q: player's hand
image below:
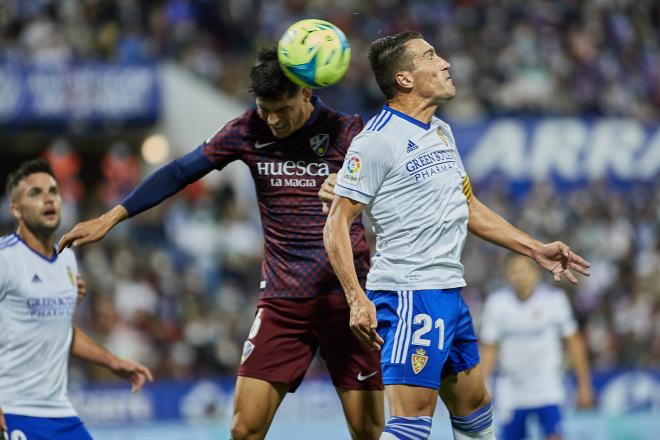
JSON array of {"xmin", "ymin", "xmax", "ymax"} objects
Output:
[
  {"xmin": 576, "ymin": 383, "xmax": 595, "ymax": 409},
  {"xmin": 319, "ymin": 173, "xmax": 337, "ymax": 214},
  {"xmin": 0, "ymin": 405, "xmax": 8, "ymax": 440},
  {"xmin": 348, "ymin": 292, "xmax": 383, "ymax": 351},
  {"xmin": 58, "ymin": 217, "xmax": 112, "ymax": 252},
  {"xmin": 109, "ymin": 357, "xmax": 154, "ymax": 393},
  {"xmin": 76, "ymin": 274, "xmax": 87, "ymax": 305},
  {"xmin": 532, "ymin": 241, "xmax": 591, "ymax": 284}
]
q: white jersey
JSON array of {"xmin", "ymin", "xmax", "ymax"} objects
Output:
[
  {"xmin": 480, "ymin": 285, "xmax": 578, "ymax": 409},
  {"xmin": 335, "ymin": 105, "xmax": 470, "ymax": 290},
  {"xmin": 0, "ymin": 233, "xmax": 79, "ymax": 417}
]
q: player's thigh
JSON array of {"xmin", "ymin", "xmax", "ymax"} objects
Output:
[
  {"xmin": 336, "ymin": 388, "xmax": 385, "ymax": 438},
  {"xmin": 231, "ymin": 376, "xmax": 288, "ymax": 437},
  {"xmin": 438, "ymin": 364, "xmax": 489, "ymax": 416},
  {"xmin": 536, "ymin": 405, "xmax": 562, "ymax": 439},
  {"xmin": 368, "ymin": 289, "xmax": 462, "ymax": 390},
  {"xmin": 5, "ymin": 415, "xmax": 93, "ymax": 440},
  {"xmin": 385, "ymin": 384, "xmax": 438, "ymax": 417},
  {"xmin": 238, "ymin": 299, "xmax": 317, "ymax": 391},
  {"xmin": 315, "ymin": 293, "xmax": 383, "ymax": 392},
  {"xmin": 499, "ymin": 409, "xmax": 529, "ymax": 440}
]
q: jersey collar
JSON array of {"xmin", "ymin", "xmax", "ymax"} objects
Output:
[
  {"xmin": 382, "ymin": 105, "xmax": 431, "ymax": 130},
  {"xmin": 14, "ymin": 232, "xmax": 58, "ymax": 263}
]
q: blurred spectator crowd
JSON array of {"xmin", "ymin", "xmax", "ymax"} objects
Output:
[
  {"xmin": 1, "ymin": 149, "xmax": 658, "ymax": 384},
  {"xmin": 1, "ymin": 0, "xmax": 659, "ymax": 120}
]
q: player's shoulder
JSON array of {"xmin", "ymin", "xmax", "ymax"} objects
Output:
[
  {"xmin": 58, "ymin": 247, "xmax": 77, "ymax": 263},
  {"xmin": 485, "ymin": 287, "xmax": 516, "ymax": 306},
  {"xmin": 0, "ymin": 233, "xmax": 21, "ymax": 255},
  {"xmin": 205, "ymin": 107, "xmax": 266, "ymax": 147},
  {"xmin": 535, "ymin": 284, "xmax": 568, "ymax": 302}
]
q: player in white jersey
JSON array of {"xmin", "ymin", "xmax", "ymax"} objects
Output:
[
  {"xmin": 480, "ymin": 256, "xmax": 594, "ymax": 440},
  {"xmin": 322, "ymin": 32, "xmax": 591, "ymax": 440},
  {"xmin": 0, "ymin": 159, "xmax": 153, "ymax": 440}
]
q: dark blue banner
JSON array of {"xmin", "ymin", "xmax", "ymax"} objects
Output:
[
  {"xmin": 70, "ymin": 370, "xmax": 659, "ymax": 426},
  {"xmin": 0, "ymin": 63, "xmax": 160, "ymax": 129}
]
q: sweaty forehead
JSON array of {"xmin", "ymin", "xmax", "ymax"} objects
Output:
[
  {"xmin": 19, "ymin": 173, "xmax": 58, "ymax": 192},
  {"xmin": 405, "ymin": 38, "xmax": 432, "ymax": 57},
  {"xmin": 256, "ymin": 95, "xmax": 296, "ymax": 112}
]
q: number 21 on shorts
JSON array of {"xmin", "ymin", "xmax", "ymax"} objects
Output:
[{"xmin": 412, "ymin": 313, "xmax": 445, "ymax": 350}]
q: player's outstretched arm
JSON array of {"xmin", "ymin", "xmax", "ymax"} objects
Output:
[
  {"xmin": 565, "ymin": 332, "xmax": 595, "ymax": 409},
  {"xmin": 467, "ymin": 196, "xmax": 591, "ymax": 284},
  {"xmin": 58, "ymin": 205, "xmax": 128, "ymax": 252},
  {"xmin": 70, "ymin": 326, "xmax": 154, "ymax": 393},
  {"xmin": 324, "ymin": 196, "xmax": 383, "ymax": 351},
  {"xmin": 58, "ymin": 146, "xmax": 216, "ymax": 252}
]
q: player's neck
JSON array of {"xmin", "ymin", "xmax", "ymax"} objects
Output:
[
  {"xmin": 17, "ymin": 224, "xmax": 56, "ymax": 259},
  {"xmin": 387, "ymin": 96, "xmax": 438, "ymax": 125}
]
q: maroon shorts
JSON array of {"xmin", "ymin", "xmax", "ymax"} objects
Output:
[{"xmin": 237, "ymin": 294, "xmax": 383, "ymax": 392}]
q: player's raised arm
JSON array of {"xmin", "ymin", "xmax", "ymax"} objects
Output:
[
  {"xmin": 467, "ymin": 195, "xmax": 591, "ymax": 284},
  {"xmin": 58, "ymin": 145, "xmax": 216, "ymax": 252},
  {"xmin": 324, "ymin": 196, "xmax": 383, "ymax": 351}
]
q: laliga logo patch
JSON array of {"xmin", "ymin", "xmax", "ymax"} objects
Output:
[
  {"xmin": 67, "ymin": 266, "xmax": 74, "ymax": 287},
  {"xmin": 309, "ymin": 133, "xmax": 330, "ymax": 156},
  {"xmin": 411, "ymin": 348, "xmax": 428, "ymax": 374},
  {"xmin": 342, "ymin": 153, "xmax": 362, "ymax": 185}
]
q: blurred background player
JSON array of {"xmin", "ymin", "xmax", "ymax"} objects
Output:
[
  {"xmin": 324, "ymin": 31, "xmax": 591, "ymax": 440},
  {"xmin": 58, "ymin": 48, "xmax": 384, "ymax": 439},
  {"xmin": 480, "ymin": 255, "xmax": 594, "ymax": 440},
  {"xmin": 0, "ymin": 159, "xmax": 152, "ymax": 440}
]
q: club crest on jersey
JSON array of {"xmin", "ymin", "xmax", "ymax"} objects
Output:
[
  {"xmin": 67, "ymin": 266, "xmax": 74, "ymax": 286},
  {"xmin": 411, "ymin": 348, "xmax": 428, "ymax": 374},
  {"xmin": 309, "ymin": 133, "xmax": 330, "ymax": 156}
]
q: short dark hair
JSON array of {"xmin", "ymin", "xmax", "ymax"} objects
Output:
[
  {"xmin": 368, "ymin": 31, "xmax": 423, "ymax": 100},
  {"xmin": 248, "ymin": 47, "xmax": 300, "ymax": 100},
  {"xmin": 6, "ymin": 158, "xmax": 57, "ymax": 201}
]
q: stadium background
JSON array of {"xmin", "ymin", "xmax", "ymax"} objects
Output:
[{"xmin": 0, "ymin": 0, "xmax": 658, "ymax": 438}]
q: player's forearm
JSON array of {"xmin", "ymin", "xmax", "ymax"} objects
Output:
[
  {"xmin": 566, "ymin": 332, "xmax": 592, "ymax": 388},
  {"xmin": 70, "ymin": 326, "xmax": 119, "ymax": 370},
  {"xmin": 468, "ymin": 196, "xmax": 542, "ymax": 257},
  {"xmin": 324, "ymin": 215, "xmax": 364, "ymax": 304}
]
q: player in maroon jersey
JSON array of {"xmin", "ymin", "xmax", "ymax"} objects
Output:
[{"xmin": 58, "ymin": 48, "xmax": 384, "ymax": 439}]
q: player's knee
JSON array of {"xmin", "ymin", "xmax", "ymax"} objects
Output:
[
  {"xmin": 348, "ymin": 418, "xmax": 384, "ymax": 440},
  {"xmin": 230, "ymin": 417, "xmax": 264, "ymax": 440}
]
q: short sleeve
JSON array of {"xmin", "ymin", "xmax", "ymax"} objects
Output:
[
  {"xmin": 556, "ymin": 290, "xmax": 578, "ymax": 337},
  {"xmin": 479, "ymin": 295, "xmax": 501, "ymax": 344},
  {"xmin": 202, "ymin": 119, "xmax": 243, "ymax": 170},
  {"xmin": 335, "ymin": 131, "xmax": 390, "ymax": 205}
]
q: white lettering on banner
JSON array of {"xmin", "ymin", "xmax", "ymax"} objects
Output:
[
  {"xmin": 465, "ymin": 119, "xmax": 660, "ymax": 181},
  {"xmin": 257, "ymin": 161, "xmax": 330, "ymax": 177},
  {"xmin": 639, "ymin": 130, "xmax": 660, "ymax": 179},
  {"xmin": 0, "ymin": 70, "xmax": 21, "ymax": 121},
  {"xmin": 586, "ymin": 119, "xmax": 645, "ymax": 179},
  {"xmin": 466, "ymin": 119, "xmax": 527, "ymax": 179},
  {"xmin": 530, "ymin": 119, "xmax": 587, "ymax": 179},
  {"xmin": 70, "ymin": 390, "xmax": 153, "ymax": 424}
]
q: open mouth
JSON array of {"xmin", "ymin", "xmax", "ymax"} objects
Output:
[{"xmin": 43, "ymin": 208, "xmax": 57, "ymax": 218}]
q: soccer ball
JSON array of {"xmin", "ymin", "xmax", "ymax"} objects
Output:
[{"xmin": 277, "ymin": 19, "xmax": 351, "ymax": 89}]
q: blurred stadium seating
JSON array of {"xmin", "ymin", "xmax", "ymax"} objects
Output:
[{"xmin": 0, "ymin": 1, "xmax": 658, "ymax": 438}]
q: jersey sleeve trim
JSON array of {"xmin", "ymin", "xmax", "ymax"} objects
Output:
[{"xmin": 334, "ymin": 183, "xmax": 372, "ymax": 205}]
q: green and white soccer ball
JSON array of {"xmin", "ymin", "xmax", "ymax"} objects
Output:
[{"xmin": 277, "ymin": 19, "xmax": 351, "ymax": 89}]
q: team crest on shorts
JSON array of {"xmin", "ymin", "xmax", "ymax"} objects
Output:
[
  {"xmin": 241, "ymin": 340, "xmax": 255, "ymax": 364},
  {"xmin": 411, "ymin": 348, "xmax": 428, "ymax": 374},
  {"xmin": 309, "ymin": 133, "xmax": 330, "ymax": 156}
]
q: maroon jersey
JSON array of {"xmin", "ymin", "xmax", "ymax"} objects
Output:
[{"xmin": 203, "ymin": 97, "xmax": 370, "ymax": 298}]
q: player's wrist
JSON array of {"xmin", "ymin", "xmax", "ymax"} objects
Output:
[{"xmin": 102, "ymin": 206, "xmax": 128, "ymax": 229}]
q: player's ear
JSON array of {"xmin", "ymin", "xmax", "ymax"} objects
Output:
[
  {"xmin": 395, "ymin": 71, "xmax": 413, "ymax": 91},
  {"xmin": 301, "ymin": 87, "xmax": 312, "ymax": 102},
  {"xmin": 9, "ymin": 202, "xmax": 21, "ymax": 221}
]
